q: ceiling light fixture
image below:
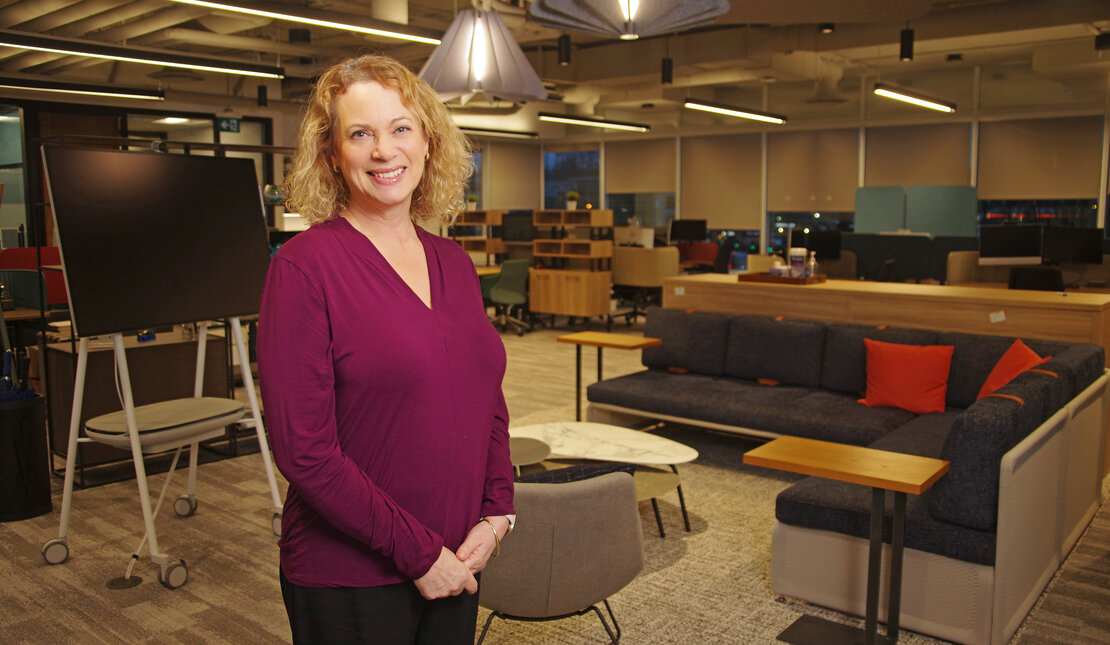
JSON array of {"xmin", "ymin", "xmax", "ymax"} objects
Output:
[
  {"xmin": 819, "ymin": 23, "xmax": 835, "ymax": 34},
  {"xmin": 538, "ymin": 112, "xmax": 650, "ymax": 132},
  {"xmin": 900, "ymin": 27, "xmax": 914, "ymax": 62},
  {"xmin": 459, "ymin": 126, "xmax": 539, "ymax": 140},
  {"xmin": 419, "ymin": 9, "xmax": 546, "ymax": 104},
  {"xmin": 167, "ymin": 0, "xmax": 441, "ymax": 45},
  {"xmin": 530, "ymin": 0, "xmax": 729, "ymax": 42},
  {"xmin": 683, "ymin": 99, "xmax": 786, "ymax": 124},
  {"xmin": 557, "ymin": 34, "xmax": 571, "ymax": 66},
  {"xmin": 0, "ymin": 29, "xmax": 283, "ymax": 78},
  {"xmin": 873, "ymin": 82, "xmax": 955, "ymax": 113},
  {"xmin": 0, "ymin": 75, "xmax": 165, "ymax": 100}
]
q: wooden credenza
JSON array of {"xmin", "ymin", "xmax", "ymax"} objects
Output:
[{"xmin": 529, "ymin": 268, "xmax": 612, "ymax": 318}]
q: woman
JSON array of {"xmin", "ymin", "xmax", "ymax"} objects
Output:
[{"xmin": 257, "ymin": 54, "xmax": 514, "ymax": 644}]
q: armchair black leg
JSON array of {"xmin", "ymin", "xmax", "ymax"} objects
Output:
[
  {"xmin": 650, "ymin": 498, "xmax": 666, "ymax": 537},
  {"xmin": 476, "ymin": 611, "xmax": 500, "ymax": 645},
  {"xmin": 588, "ymin": 600, "xmax": 622, "ymax": 644}
]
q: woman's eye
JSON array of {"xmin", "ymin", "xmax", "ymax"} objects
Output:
[
  {"xmin": 396, "ymin": 126, "xmax": 411, "ymax": 134},
  {"xmin": 351, "ymin": 130, "xmax": 369, "ymax": 139}
]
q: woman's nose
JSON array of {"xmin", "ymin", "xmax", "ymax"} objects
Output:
[{"xmin": 372, "ymin": 135, "xmax": 396, "ymax": 160}]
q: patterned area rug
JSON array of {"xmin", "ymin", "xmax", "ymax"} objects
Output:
[{"xmin": 1, "ymin": 405, "xmax": 1106, "ymax": 643}]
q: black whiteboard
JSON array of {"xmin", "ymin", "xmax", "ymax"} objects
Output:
[{"xmin": 42, "ymin": 146, "xmax": 271, "ymax": 338}]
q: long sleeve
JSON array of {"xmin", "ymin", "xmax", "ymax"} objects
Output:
[
  {"xmin": 258, "ymin": 256, "xmax": 442, "ymax": 581},
  {"xmin": 481, "ymin": 390, "xmax": 515, "ymax": 519}
]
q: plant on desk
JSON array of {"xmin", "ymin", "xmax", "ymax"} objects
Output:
[
  {"xmin": 565, "ymin": 190, "xmax": 579, "ymax": 210},
  {"xmin": 466, "ymin": 193, "xmax": 479, "ymax": 210}
]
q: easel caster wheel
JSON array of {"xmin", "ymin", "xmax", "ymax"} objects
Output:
[
  {"xmin": 272, "ymin": 512, "xmax": 282, "ymax": 537},
  {"xmin": 160, "ymin": 560, "xmax": 188, "ymax": 589},
  {"xmin": 173, "ymin": 495, "xmax": 198, "ymax": 517},
  {"xmin": 42, "ymin": 538, "xmax": 69, "ymax": 565}
]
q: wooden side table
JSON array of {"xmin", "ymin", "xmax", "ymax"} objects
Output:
[
  {"xmin": 556, "ymin": 331, "xmax": 662, "ymax": 421},
  {"xmin": 744, "ymin": 436, "xmax": 949, "ymax": 645}
]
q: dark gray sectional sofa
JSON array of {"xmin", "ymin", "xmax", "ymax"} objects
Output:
[{"xmin": 586, "ymin": 307, "xmax": 1109, "ymax": 645}]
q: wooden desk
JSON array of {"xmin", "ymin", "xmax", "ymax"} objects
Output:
[
  {"xmin": 745, "ymin": 437, "xmax": 949, "ymax": 645},
  {"xmin": 475, "ymin": 265, "xmax": 501, "ymax": 277},
  {"xmin": 557, "ymin": 331, "xmax": 662, "ymax": 421}
]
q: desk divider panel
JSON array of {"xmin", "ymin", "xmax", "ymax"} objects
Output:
[
  {"xmin": 854, "ymin": 186, "xmax": 906, "ymax": 234},
  {"xmin": 906, "ymin": 185, "xmax": 978, "ymax": 238}
]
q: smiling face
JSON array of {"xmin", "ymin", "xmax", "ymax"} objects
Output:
[{"xmin": 330, "ymin": 80, "xmax": 429, "ymax": 218}]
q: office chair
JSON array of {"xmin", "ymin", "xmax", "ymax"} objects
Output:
[
  {"xmin": 612, "ymin": 246, "xmax": 679, "ymax": 324},
  {"xmin": 489, "ymin": 259, "xmax": 532, "ymax": 335},
  {"xmin": 875, "ymin": 258, "xmax": 895, "ymax": 282},
  {"xmin": 1009, "ymin": 266, "xmax": 1065, "ymax": 291},
  {"xmin": 477, "ymin": 471, "xmax": 644, "ymax": 644}
]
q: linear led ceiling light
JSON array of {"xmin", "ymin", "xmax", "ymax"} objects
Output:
[
  {"xmin": 873, "ymin": 82, "xmax": 956, "ymax": 113},
  {"xmin": 0, "ymin": 30, "xmax": 284, "ymax": 78},
  {"xmin": 538, "ymin": 112, "xmax": 650, "ymax": 132},
  {"xmin": 683, "ymin": 99, "xmax": 786, "ymax": 124},
  {"xmin": 459, "ymin": 126, "xmax": 539, "ymax": 140},
  {"xmin": 167, "ymin": 0, "xmax": 441, "ymax": 45},
  {"xmin": 0, "ymin": 75, "xmax": 165, "ymax": 100}
]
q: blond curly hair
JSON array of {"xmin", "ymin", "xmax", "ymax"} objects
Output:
[{"xmin": 284, "ymin": 54, "xmax": 472, "ymax": 227}]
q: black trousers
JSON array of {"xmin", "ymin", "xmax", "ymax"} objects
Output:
[{"xmin": 280, "ymin": 570, "xmax": 480, "ymax": 645}]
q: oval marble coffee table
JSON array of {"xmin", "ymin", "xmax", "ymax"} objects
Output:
[{"xmin": 510, "ymin": 421, "xmax": 698, "ymax": 537}]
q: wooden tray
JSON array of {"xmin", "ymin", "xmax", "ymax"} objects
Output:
[{"xmin": 737, "ymin": 272, "xmax": 827, "ymax": 285}]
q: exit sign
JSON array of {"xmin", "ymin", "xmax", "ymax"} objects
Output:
[{"xmin": 218, "ymin": 117, "xmax": 240, "ymax": 133}]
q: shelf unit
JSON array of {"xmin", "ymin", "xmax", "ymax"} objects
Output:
[
  {"xmin": 450, "ymin": 209, "xmax": 507, "ymax": 258},
  {"xmin": 529, "ymin": 209, "xmax": 614, "ymax": 319}
]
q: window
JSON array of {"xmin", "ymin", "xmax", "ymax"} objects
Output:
[
  {"xmin": 607, "ymin": 192, "xmax": 675, "ymax": 227},
  {"xmin": 544, "ymin": 149, "xmax": 599, "ymax": 209}
]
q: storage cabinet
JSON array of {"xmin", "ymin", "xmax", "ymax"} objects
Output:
[{"xmin": 528, "ymin": 269, "xmax": 613, "ymax": 317}]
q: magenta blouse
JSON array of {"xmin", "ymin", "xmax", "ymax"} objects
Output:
[{"xmin": 257, "ymin": 217, "xmax": 514, "ymax": 588}]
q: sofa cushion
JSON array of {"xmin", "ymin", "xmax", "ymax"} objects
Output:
[
  {"xmin": 858, "ymin": 339, "xmax": 954, "ymax": 414},
  {"xmin": 775, "ymin": 476, "xmax": 997, "ymax": 566},
  {"xmin": 641, "ymin": 308, "xmax": 731, "ymax": 376},
  {"xmin": 821, "ymin": 324, "xmax": 940, "ymax": 395},
  {"xmin": 724, "ymin": 315, "xmax": 826, "ymax": 388},
  {"xmin": 976, "ymin": 339, "xmax": 1050, "ymax": 400},
  {"xmin": 926, "ymin": 373, "xmax": 1049, "ymax": 531},
  {"xmin": 588, "ymin": 370, "xmax": 912, "ymax": 446}
]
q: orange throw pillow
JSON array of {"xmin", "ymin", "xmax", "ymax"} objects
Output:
[
  {"xmin": 976, "ymin": 339, "xmax": 1050, "ymax": 401},
  {"xmin": 858, "ymin": 339, "xmax": 954, "ymax": 414}
]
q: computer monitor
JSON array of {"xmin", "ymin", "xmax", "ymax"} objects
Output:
[
  {"xmin": 789, "ymin": 229, "xmax": 841, "ymax": 261},
  {"xmin": 1042, "ymin": 226, "xmax": 1103, "ymax": 265},
  {"xmin": 978, "ymin": 224, "xmax": 1043, "ymax": 266},
  {"xmin": 668, "ymin": 219, "xmax": 707, "ymax": 243},
  {"xmin": 499, "ymin": 210, "xmax": 534, "ymax": 242}
]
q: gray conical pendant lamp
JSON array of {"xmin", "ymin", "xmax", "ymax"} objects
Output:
[{"xmin": 419, "ymin": 7, "xmax": 547, "ymax": 104}]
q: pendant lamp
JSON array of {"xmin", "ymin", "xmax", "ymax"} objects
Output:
[
  {"xmin": 419, "ymin": 9, "xmax": 547, "ymax": 104},
  {"xmin": 529, "ymin": 0, "xmax": 729, "ymax": 41}
]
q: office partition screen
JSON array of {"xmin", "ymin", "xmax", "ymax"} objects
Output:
[{"xmin": 42, "ymin": 145, "xmax": 270, "ymax": 338}]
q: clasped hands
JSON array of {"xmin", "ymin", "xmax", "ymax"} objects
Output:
[{"xmin": 413, "ymin": 515, "xmax": 510, "ymax": 600}]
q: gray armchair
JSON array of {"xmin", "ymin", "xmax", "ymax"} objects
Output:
[{"xmin": 477, "ymin": 471, "xmax": 644, "ymax": 644}]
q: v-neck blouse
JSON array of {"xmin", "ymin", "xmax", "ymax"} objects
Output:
[{"xmin": 257, "ymin": 217, "xmax": 514, "ymax": 588}]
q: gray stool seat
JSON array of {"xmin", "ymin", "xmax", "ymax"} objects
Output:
[{"xmin": 85, "ymin": 397, "xmax": 245, "ymax": 453}]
